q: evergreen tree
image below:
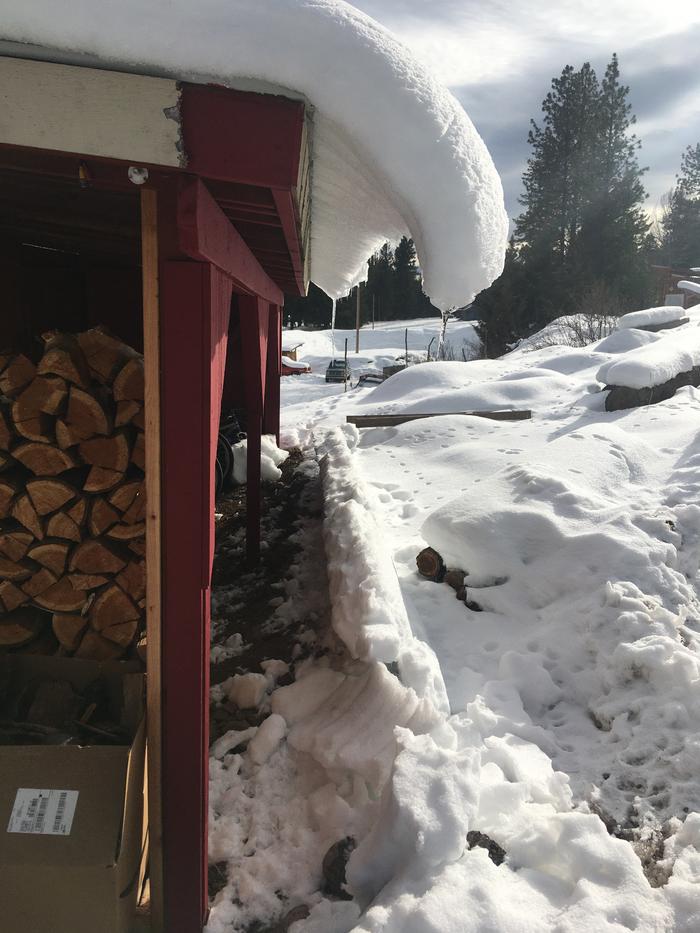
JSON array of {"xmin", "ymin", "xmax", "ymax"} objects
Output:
[
  {"xmin": 516, "ymin": 62, "xmax": 601, "ymax": 261},
  {"xmin": 660, "ymin": 143, "xmax": 700, "ymax": 268},
  {"xmin": 283, "ymin": 282, "xmax": 333, "ymax": 328},
  {"xmin": 367, "ymin": 243, "xmax": 394, "ymax": 323},
  {"xmin": 392, "ymin": 237, "xmax": 432, "ymax": 319},
  {"xmin": 575, "ymin": 55, "xmax": 649, "ymax": 303},
  {"xmin": 477, "ymin": 55, "xmax": 650, "ymax": 356}
]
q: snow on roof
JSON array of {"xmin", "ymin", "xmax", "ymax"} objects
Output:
[{"xmin": 0, "ymin": 0, "xmax": 508, "ymax": 308}]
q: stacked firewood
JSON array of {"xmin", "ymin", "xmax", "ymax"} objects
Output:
[{"xmin": 0, "ymin": 328, "xmax": 146, "ymax": 660}]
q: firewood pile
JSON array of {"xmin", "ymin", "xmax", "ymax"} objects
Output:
[{"xmin": 0, "ymin": 328, "xmax": 146, "ymax": 661}]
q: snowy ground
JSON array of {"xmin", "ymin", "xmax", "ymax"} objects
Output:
[{"xmin": 209, "ymin": 315, "xmax": 700, "ymax": 932}]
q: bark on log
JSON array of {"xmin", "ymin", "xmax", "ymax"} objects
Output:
[
  {"xmin": 0, "ymin": 530, "xmax": 33, "ymax": 562},
  {"xmin": 77, "ymin": 328, "xmax": 139, "ymax": 385},
  {"xmin": 0, "ymin": 580, "xmax": 30, "ymax": 612},
  {"xmin": 45, "ymin": 511, "xmax": 81, "ymax": 542},
  {"xmin": 416, "ymin": 547, "xmax": 446, "ymax": 582},
  {"xmin": 88, "ymin": 497, "xmax": 120, "ymax": 536},
  {"xmin": 74, "ymin": 629, "xmax": 125, "ymax": 660},
  {"xmin": 115, "ymin": 400, "xmax": 141, "ymax": 427},
  {"xmin": 65, "ymin": 386, "xmax": 111, "ymax": 437},
  {"xmin": 27, "ymin": 541, "xmax": 70, "ymax": 576},
  {"xmin": 112, "ymin": 357, "xmax": 144, "ymax": 402},
  {"xmin": 68, "ymin": 572, "xmax": 109, "ymax": 591},
  {"xmin": 11, "ymin": 494, "xmax": 44, "ymax": 539},
  {"xmin": 33, "ymin": 577, "xmax": 87, "ymax": 612},
  {"xmin": 79, "ymin": 432, "xmax": 130, "ymax": 472},
  {"xmin": 26, "ymin": 478, "xmax": 76, "ymax": 516},
  {"xmin": 69, "ymin": 538, "xmax": 127, "ymax": 575},
  {"xmin": 106, "ymin": 521, "xmax": 145, "ymax": 542},
  {"xmin": 0, "ymin": 410, "xmax": 13, "ymax": 450},
  {"xmin": 21, "ymin": 567, "xmax": 58, "ymax": 598},
  {"xmin": 0, "ymin": 355, "xmax": 36, "ymax": 397},
  {"xmin": 83, "ymin": 466, "xmax": 125, "ymax": 494},
  {"xmin": 12, "ymin": 443, "xmax": 77, "ymax": 476},
  {"xmin": 0, "ymin": 608, "xmax": 45, "ymax": 646},
  {"xmin": 38, "ymin": 332, "xmax": 91, "ymax": 388},
  {"xmin": 90, "ymin": 584, "xmax": 140, "ymax": 632},
  {"xmin": 131, "ymin": 432, "xmax": 145, "ymax": 471},
  {"xmin": 0, "ymin": 477, "xmax": 20, "ymax": 518},
  {"xmin": 0, "ymin": 557, "xmax": 33, "ymax": 582},
  {"xmin": 116, "ymin": 560, "xmax": 146, "ymax": 602},
  {"xmin": 52, "ymin": 613, "xmax": 88, "ymax": 652},
  {"xmin": 109, "ymin": 480, "xmax": 142, "ymax": 513}
]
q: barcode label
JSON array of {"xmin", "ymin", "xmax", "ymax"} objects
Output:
[{"xmin": 7, "ymin": 789, "xmax": 79, "ymax": 836}]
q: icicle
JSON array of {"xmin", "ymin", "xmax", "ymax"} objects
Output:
[
  {"xmin": 330, "ymin": 297, "xmax": 337, "ymax": 357},
  {"xmin": 437, "ymin": 307, "xmax": 453, "ymax": 361}
]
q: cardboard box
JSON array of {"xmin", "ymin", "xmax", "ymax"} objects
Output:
[{"xmin": 0, "ymin": 655, "xmax": 146, "ymax": 933}]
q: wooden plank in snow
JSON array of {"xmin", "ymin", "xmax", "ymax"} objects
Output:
[{"xmin": 347, "ymin": 410, "xmax": 532, "ymax": 428}]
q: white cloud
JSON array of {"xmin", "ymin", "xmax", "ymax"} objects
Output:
[{"xmin": 353, "ymin": 0, "xmax": 700, "ymax": 217}]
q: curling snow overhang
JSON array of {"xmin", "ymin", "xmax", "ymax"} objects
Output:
[{"xmin": 0, "ymin": 0, "xmax": 509, "ymax": 308}]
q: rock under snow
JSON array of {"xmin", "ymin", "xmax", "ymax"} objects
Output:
[{"xmin": 226, "ymin": 672, "xmax": 268, "ymax": 709}]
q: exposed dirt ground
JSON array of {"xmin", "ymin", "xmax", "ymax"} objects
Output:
[{"xmin": 208, "ymin": 449, "xmax": 330, "ymax": 928}]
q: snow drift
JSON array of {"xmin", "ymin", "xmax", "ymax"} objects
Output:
[{"xmin": 0, "ymin": 0, "xmax": 508, "ymax": 307}]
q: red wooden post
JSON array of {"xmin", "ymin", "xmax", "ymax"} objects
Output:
[
  {"xmin": 263, "ymin": 304, "xmax": 282, "ymax": 442},
  {"xmin": 160, "ymin": 259, "xmax": 231, "ymax": 932},
  {"xmin": 240, "ymin": 296, "xmax": 270, "ymax": 564}
]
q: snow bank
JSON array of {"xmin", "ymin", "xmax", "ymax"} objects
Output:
[
  {"xmin": 0, "ymin": 0, "xmax": 508, "ymax": 306},
  {"xmin": 618, "ymin": 306, "xmax": 687, "ymax": 329},
  {"xmin": 597, "ymin": 326, "xmax": 700, "ymax": 389},
  {"xmin": 317, "ymin": 425, "xmax": 449, "ymax": 714}
]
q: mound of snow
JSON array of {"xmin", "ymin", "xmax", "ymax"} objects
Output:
[
  {"xmin": 594, "ymin": 327, "xmax": 661, "ymax": 354},
  {"xmin": 618, "ymin": 306, "xmax": 686, "ymax": 329},
  {"xmin": 358, "ymin": 359, "xmax": 581, "ymax": 415},
  {"xmin": 232, "ymin": 434, "xmax": 289, "ymax": 484},
  {"xmin": 1, "ymin": 0, "xmax": 508, "ymax": 306},
  {"xmin": 597, "ymin": 325, "xmax": 700, "ymax": 389}
]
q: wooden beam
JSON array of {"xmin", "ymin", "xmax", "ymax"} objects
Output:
[
  {"xmin": 141, "ymin": 186, "xmax": 164, "ymax": 933},
  {"xmin": 176, "ymin": 177, "xmax": 283, "ymax": 306},
  {"xmin": 240, "ymin": 296, "xmax": 268, "ymax": 565},
  {"xmin": 181, "ymin": 83, "xmax": 305, "ymax": 189},
  {"xmin": 347, "ymin": 410, "xmax": 532, "ymax": 428},
  {"xmin": 263, "ymin": 305, "xmax": 282, "ymax": 441},
  {"xmin": 271, "ymin": 189, "xmax": 305, "ymax": 297},
  {"xmin": 159, "ymin": 261, "xmax": 231, "ymax": 932}
]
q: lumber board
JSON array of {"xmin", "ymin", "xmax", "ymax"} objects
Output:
[
  {"xmin": 346, "ymin": 410, "xmax": 532, "ymax": 428},
  {"xmin": 141, "ymin": 185, "xmax": 164, "ymax": 933}
]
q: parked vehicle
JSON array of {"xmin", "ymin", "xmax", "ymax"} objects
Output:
[{"xmin": 325, "ymin": 359, "xmax": 352, "ymax": 383}]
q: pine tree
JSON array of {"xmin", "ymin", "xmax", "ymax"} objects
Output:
[
  {"xmin": 392, "ymin": 237, "xmax": 432, "ymax": 319},
  {"xmin": 283, "ymin": 282, "xmax": 333, "ymax": 328},
  {"xmin": 660, "ymin": 143, "xmax": 700, "ymax": 268},
  {"xmin": 367, "ymin": 243, "xmax": 394, "ymax": 323},
  {"xmin": 574, "ymin": 54, "xmax": 649, "ymax": 302},
  {"xmin": 516, "ymin": 62, "xmax": 601, "ymax": 262},
  {"xmin": 477, "ymin": 56, "xmax": 650, "ymax": 356}
]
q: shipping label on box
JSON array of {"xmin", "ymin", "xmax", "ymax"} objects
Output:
[{"xmin": 7, "ymin": 788, "xmax": 79, "ymax": 836}]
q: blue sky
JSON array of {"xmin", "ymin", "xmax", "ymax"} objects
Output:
[{"xmin": 353, "ymin": 0, "xmax": 700, "ymax": 222}]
